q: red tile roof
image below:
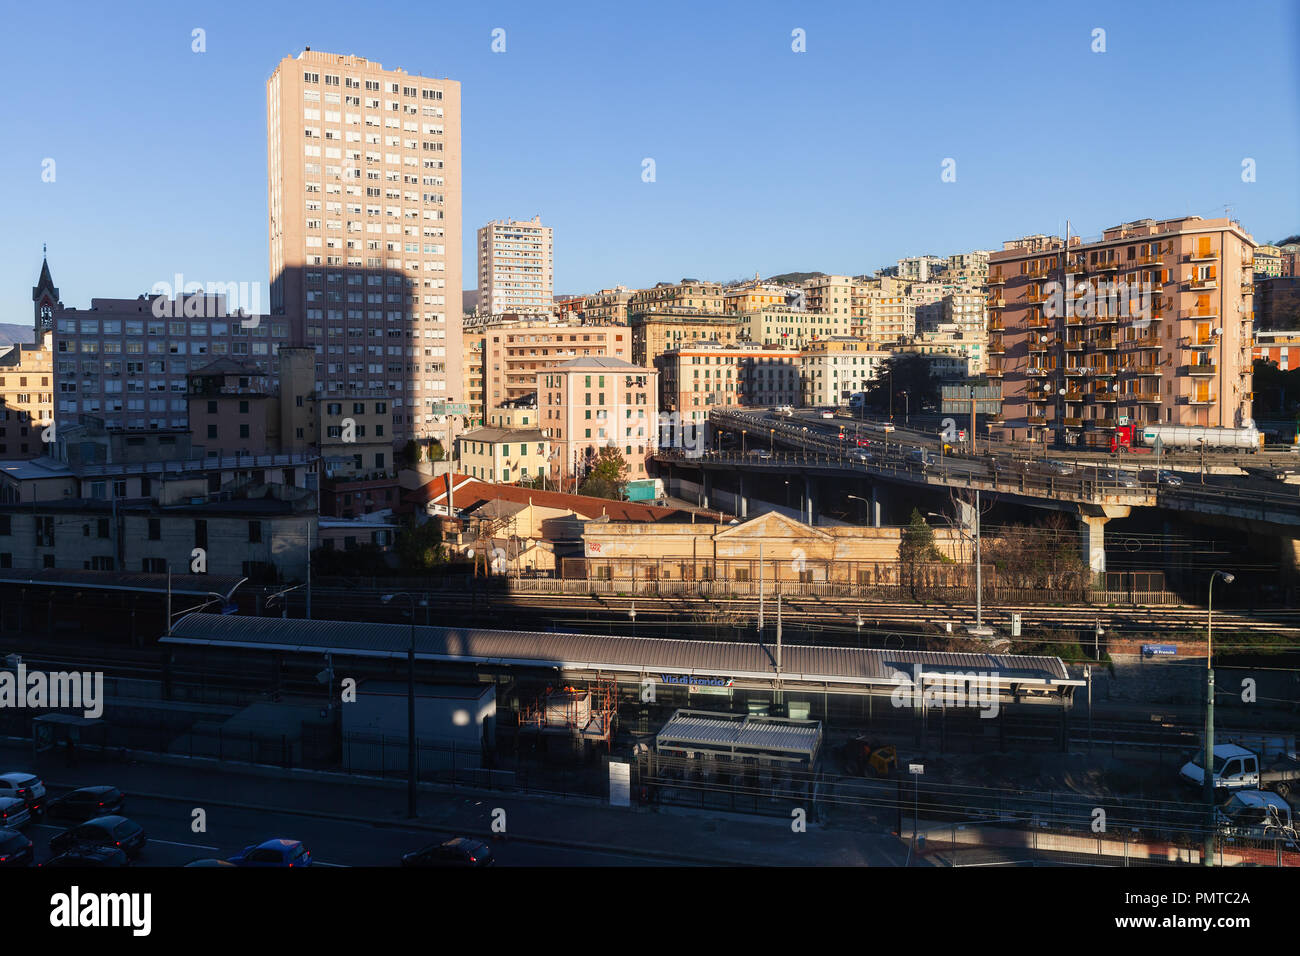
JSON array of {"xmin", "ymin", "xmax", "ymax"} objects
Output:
[{"xmin": 404, "ymin": 474, "xmax": 721, "ymax": 523}]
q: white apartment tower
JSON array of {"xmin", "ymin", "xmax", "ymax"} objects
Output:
[{"xmin": 478, "ymin": 217, "xmax": 554, "ymax": 314}]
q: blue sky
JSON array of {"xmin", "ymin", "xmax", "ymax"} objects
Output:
[{"xmin": 2, "ymin": 0, "xmax": 1297, "ymax": 320}]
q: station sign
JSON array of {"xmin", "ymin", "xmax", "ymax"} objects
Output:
[{"xmin": 1142, "ymin": 644, "xmax": 1177, "ymax": 656}]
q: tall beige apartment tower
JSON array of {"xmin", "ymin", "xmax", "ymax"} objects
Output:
[
  {"xmin": 477, "ymin": 217, "xmax": 553, "ymax": 314},
  {"xmin": 266, "ymin": 50, "xmax": 463, "ymax": 445}
]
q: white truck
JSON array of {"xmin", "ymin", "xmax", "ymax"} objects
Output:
[
  {"xmin": 1179, "ymin": 739, "xmax": 1300, "ymax": 800},
  {"xmin": 1215, "ymin": 790, "xmax": 1298, "ymax": 849}
]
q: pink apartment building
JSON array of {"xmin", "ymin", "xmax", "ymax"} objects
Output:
[{"xmin": 538, "ymin": 357, "xmax": 658, "ymax": 487}]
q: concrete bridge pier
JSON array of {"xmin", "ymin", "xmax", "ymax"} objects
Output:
[
  {"xmin": 805, "ymin": 474, "xmax": 819, "ymax": 525},
  {"xmin": 737, "ymin": 471, "xmax": 749, "ymax": 519},
  {"xmin": 870, "ymin": 484, "xmax": 883, "ymax": 528},
  {"xmin": 1077, "ymin": 505, "xmax": 1131, "ymax": 585},
  {"xmin": 701, "ymin": 469, "xmax": 713, "ymax": 511}
]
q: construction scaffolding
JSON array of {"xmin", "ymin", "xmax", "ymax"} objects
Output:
[{"xmin": 518, "ymin": 677, "xmax": 617, "ymax": 749}]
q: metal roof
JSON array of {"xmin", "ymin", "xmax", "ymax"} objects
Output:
[
  {"xmin": 0, "ymin": 569, "xmax": 246, "ymax": 598},
  {"xmin": 656, "ymin": 710, "xmax": 822, "ymax": 757},
  {"xmin": 161, "ymin": 614, "xmax": 1078, "ymax": 688}
]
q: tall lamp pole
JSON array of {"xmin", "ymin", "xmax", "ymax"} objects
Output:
[
  {"xmin": 1203, "ymin": 570, "xmax": 1234, "ymax": 866},
  {"xmin": 382, "ymin": 592, "xmax": 419, "ymax": 818}
]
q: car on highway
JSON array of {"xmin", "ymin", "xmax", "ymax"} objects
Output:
[
  {"xmin": 49, "ymin": 815, "xmax": 147, "ymax": 859},
  {"xmin": 880, "ymin": 423, "xmax": 896, "ymax": 434},
  {"xmin": 0, "ymin": 798, "xmax": 31, "ymax": 830},
  {"xmin": 820, "ymin": 410, "xmax": 835, "ymax": 419},
  {"xmin": 848, "ymin": 448, "xmax": 873, "ymax": 463},
  {"xmin": 1036, "ymin": 460, "xmax": 1076, "ymax": 477},
  {"xmin": 1095, "ymin": 468, "xmax": 1139, "ymax": 489},
  {"xmin": 402, "ymin": 837, "xmax": 495, "ymax": 868},
  {"xmin": 228, "ymin": 838, "xmax": 312, "ymax": 867},
  {"xmin": 0, "ymin": 773, "xmax": 45, "ymax": 816},
  {"xmin": 41, "ymin": 845, "xmax": 129, "ymax": 868},
  {"xmin": 44, "ymin": 786, "xmax": 125, "ymax": 823},
  {"xmin": 1139, "ymin": 469, "xmax": 1184, "ymax": 487},
  {"xmin": 0, "ymin": 828, "xmax": 33, "ymax": 867},
  {"xmin": 749, "ymin": 448, "xmax": 772, "ymax": 460}
]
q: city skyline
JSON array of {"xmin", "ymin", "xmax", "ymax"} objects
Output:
[{"xmin": 3, "ymin": 0, "xmax": 1297, "ymax": 320}]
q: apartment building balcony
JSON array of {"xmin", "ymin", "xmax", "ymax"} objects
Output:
[
  {"xmin": 1186, "ymin": 393, "xmax": 1216, "ymax": 405},
  {"xmin": 1187, "ymin": 249, "xmax": 1219, "ymax": 263},
  {"xmin": 1093, "ymin": 417, "xmax": 1118, "ymax": 429},
  {"xmin": 1064, "ymin": 339, "xmax": 1085, "ymax": 351},
  {"xmin": 990, "ymin": 297, "xmax": 1006, "ymax": 309},
  {"xmin": 1063, "ymin": 389, "xmax": 1085, "ymax": 401},
  {"xmin": 1064, "ymin": 366, "xmax": 1087, "ymax": 377},
  {"xmin": 1091, "ymin": 367, "xmax": 1118, "ymax": 377},
  {"xmin": 1026, "ymin": 366, "xmax": 1052, "ymax": 377},
  {"xmin": 988, "ymin": 274, "xmax": 1006, "ymax": 286},
  {"xmin": 1188, "ymin": 309, "xmax": 1218, "ymax": 322},
  {"xmin": 1027, "ymin": 388, "xmax": 1054, "ymax": 402},
  {"xmin": 1063, "ymin": 416, "xmax": 1084, "ymax": 428},
  {"xmin": 986, "ymin": 366, "xmax": 1005, "ymax": 378},
  {"xmin": 1134, "ymin": 254, "xmax": 1162, "ymax": 268},
  {"xmin": 1092, "ymin": 392, "xmax": 1117, "ymax": 403},
  {"xmin": 988, "ymin": 342, "xmax": 1005, "ymax": 356},
  {"xmin": 989, "ymin": 317, "xmax": 1005, "ymax": 332},
  {"xmin": 1093, "ymin": 312, "xmax": 1118, "ymax": 325},
  {"xmin": 1092, "ymin": 259, "xmax": 1119, "ymax": 273},
  {"xmin": 1066, "ymin": 257, "xmax": 1088, "ymax": 273},
  {"xmin": 1027, "ymin": 314, "xmax": 1051, "ymax": 328},
  {"xmin": 1028, "ymin": 339, "xmax": 1052, "ymax": 353},
  {"xmin": 1093, "ymin": 337, "xmax": 1118, "ymax": 350},
  {"xmin": 1184, "ymin": 361, "xmax": 1217, "ymax": 376},
  {"xmin": 1026, "ymin": 415, "xmax": 1048, "ymax": 426},
  {"xmin": 1065, "ymin": 314, "xmax": 1083, "ymax": 326},
  {"xmin": 1180, "ymin": 335, "xmax": 1215, "ymax": 349},
  {"xmin": 1133, "ymin": 391, "xmax": 1162, "ymax": 403},
  {"xmin": 1186, "ymin": 276, "xmax": 1218, "ymax": 291}
]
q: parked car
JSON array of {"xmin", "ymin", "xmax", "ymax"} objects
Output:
[
  {"xmin": 0, "ymin": 773, "xmax": 45, "ymax": 816},
  {"xmin": 183, "ymin": 858, "xmax": 237, "ymax": 867},
  {"xmin": 49, "ymin": 815, "xmax": 147, "ymax": 859},
  {"xmin": 228, "ymin": 839, "xmax": 312, "ymax": 867},
  {"xmin": 1139, "ymin": 469, "xmax": 1184, "ymax": 487},
  {"xmin": 0, "ymin": 798, "xmax": 31, "ymax": 830},
  {"xmin": 0, "ymin": 828, "xmax": 34, "ymax": 867},
  {"xmin": 41, "ymin": 845, "xmax": 128, "ymax": 868},
  {"xmin": 401, "ymin": 837, "xmax": 495, "ymax": 868},
  {"xmin": 44, "ymin": 787, "xmax": 125, "ymax": 823}
]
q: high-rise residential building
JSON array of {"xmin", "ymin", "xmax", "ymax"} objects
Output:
[
  {"xmin": 477, "ymin": 217, "xmax": 554, "ymax": 314},
  {"xmin": 987, "ymin": 216, "xmax": 1255, "ymax": 447},
  {"xmin": 656, "ymin": 341, "xmax": 800, "ymax": 426},
  {"xmin": 800, "ymin": 275, "xmax": 855, "ymax": 319},
  {"xmin": 1253, "ymin": 244, "xmax": 1283, "ymax": 278},
  {"xmin": 266, "ymin": 50, "xmax": 462, "ymax": 446},
  {"xmin": 897, "ymin": 256, "xmax": 947, "ymax": 283},
  {"xmin": 36, "ymin": 256, "xmax": 289, "ymax": 435},
  {"xmin": 628, "ymin": 309, "xmax": 744, "ymax": 367}
]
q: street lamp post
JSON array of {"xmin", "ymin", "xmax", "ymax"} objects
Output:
[
  {"xmin": 381, "ymin": 592, "xmax": 419, "ymax": 819},
  {"xmin": 1203, "ymin": 570, "xmax": 1234, "ymax": 867}
]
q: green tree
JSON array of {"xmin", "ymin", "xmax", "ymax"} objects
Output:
[
  {"xmin": 578, "ymin": 447, "xmax": 629, "ymax": 499},
  {"xmin": 394, "ymin": 517, "xmax": 445, "ymax": 571},
  {"xmin": 899, "ymin": 508, "xmax": 941, "ymax": 597},
  {"xmin": 427, "ymin": 441, "xmax": 445, "ymax": 462},
  {"xmin": 863, "ymin": 353, "xmax": 940, "ymax": 415},
  {"xmin": 401, "ymin": 440, "xmax": 422, "ymax": 467}
]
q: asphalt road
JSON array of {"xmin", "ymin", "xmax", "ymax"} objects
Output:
[{"xmin": 21, "ymin": 792, "xmax": 687, "ymax": 867}]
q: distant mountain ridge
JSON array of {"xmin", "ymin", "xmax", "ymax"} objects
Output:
[{"xmin": 0, "ymin": 324, "xmax": 33, "ymax": 348}]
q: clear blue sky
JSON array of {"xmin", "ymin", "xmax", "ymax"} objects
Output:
[{"xmin": 2, "ymin": 0, "xmax": 1297, "ymax": 319}]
